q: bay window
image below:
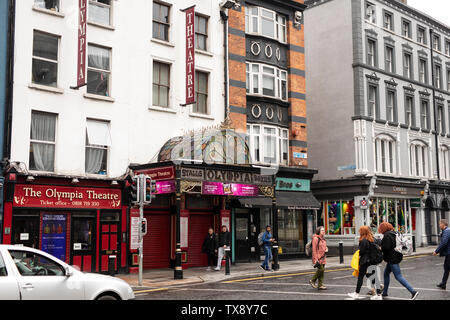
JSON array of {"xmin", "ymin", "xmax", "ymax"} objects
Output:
[
  {"xmin": 245, "ymin": 6, "xmax": 287, "ymax": 43},
  {"xmin": 247, "ymin": 124, "xmax": 289, "ymax": 165},
  {"xmin": 246, "ymin": 62, "xmax": 287, "ymax": 101}
]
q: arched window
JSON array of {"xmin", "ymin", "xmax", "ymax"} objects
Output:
[
  {"xmin": 440, "ymin": 145, "xmax": 450, "ymax": 180},
  {"xmin": 409, "ymin": 140, "xmax": 429, "ymax": 177},
  {"xmin": 374, "ymin": 134, "xmax": 396, "ymax": 174}
]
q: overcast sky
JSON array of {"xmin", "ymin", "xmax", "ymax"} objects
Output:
[{"xmin": 407, "ymin": 0, "xmax": 450, "ymax": 26}]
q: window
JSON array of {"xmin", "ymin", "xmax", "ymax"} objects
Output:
[
  {"xmin": 88, "ymin": 0, "xmax": 111, "ymax": 26},
  {"xmin": 32, "ymin": 31, "xmax": 58, "ymax": 87},
  {"xmin": 152, "ymin": 61, "xmax": 170, "ymax": 107},
  {"xmin": 195, "ymin": 15, "xmax": 208, "ymax": 51},
  {"xmin": 374, "ymin": 136, "xmax": 396, "ymax": 174},
  {"xmin": 369, "ymin": 199, "xmax": 411, "ymax": 234},
  {"xmin": 8, "ymin": 250, "xmax": 64, "ymax": 276},
  {"xmin": 419, "ymin": 58, "xmax": 427, "ymax": 83},
  {"xmin": 245, "ymin": 6, "xmax": 287, "ymax": 43},
  {"xmin": 410, "ymin": 142, "xmax": 429, "ymax": 177},
  {"xmin": 446, "ymin": 40, "xmax": 450, "ymax": 56},
  {"xmin": 246, "ymin": 124, "xmax": 289, "ymax": 165},
  {"xmin": 87, "ymin": 45, "xmax": 111, "ymax": 97},
  {"xmin": 368, "ymin": 85, "xmax": 378, "ymax": 118},
  {"xmin": 435, "ymin": 64, "xmax": 442, "ymax": 89},
  {"xmin": 417, "ymin": 26, "xmax": 426, "ymax": 44},
  {"xmin": 386, "ymin": 90, "xmax": 396, "ymax": 122},
  {"xmin": 405, "ymin": 95, "xmax": 414, "ymax": 127},
  {"xmin": 367, "ymin": 39, "xmax": 377, "ymax": 67},
  {"xmin": 383, "ymin": 11, "xmax": 393, "ymax": 30},
  {"xmin": 420, "ymin": 100, "xmax": 430, "ymax": 130},
  {"xmin": 441, "ymin": 146, "xmax": 450, "ymax": 180},
  {"xmin": 433, "ymin": 34, "xmax": 441, "ymax": 51},
  {"xmin": 365, "ymin": 2, "xmax": 376, "ymax": 24},
  {"xmin": 29, "ymin": 111, "xmax": 56, "ymax": 172},
  {"xmin": 385, "ymin": 45, "xmax": 394, "ymax": 73},
  {"xmin": 402, "ymin": 19, "xmax": 411, "ymax": 38},
  {"xmin": 34, "ymin": 0, "xmax": 59, "ymax": 11},
  {"xmin": 438, "ymin": 105, "xmax": 445, "ymax": 134},
  {"xmin": 447, "ymin": 69, "xmax": 450, "ymax": 91},
  {"xmin": 403, "ymin": 52, "xmax": 412, "ymax": 79},
  {"xmin": 153, "ymin": 2, "xmax": 170, "ymax": 41},
  {"xmin": 319, "ymin": 201, "xmax": 355, "ymax": 236},
  {"xmin": 246, "ymin": 63, "xmax": 287, "ymax": 101},
  {"xmin": 193, "ymin": 71, "xmax": 208, "ymax": 114},
  {"xmin": 85, "ymin": 119, "xmax": 111, "ymax": 175}
]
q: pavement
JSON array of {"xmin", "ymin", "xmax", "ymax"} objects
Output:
[{"xmin": 117, "ymin": 246, "xmax": 436, "ymax": 291}]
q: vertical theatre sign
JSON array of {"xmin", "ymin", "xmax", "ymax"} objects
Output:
[
  {"xmin": 77, "ymin": 0, "xmax": 87, "ymax": 87},
  {"xmin": 184, "ymin": 5, "xmax": 195, "ymax": 105}
]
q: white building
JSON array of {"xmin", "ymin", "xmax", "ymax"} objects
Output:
[{"xmin": 9, "ymin": 0, "xmax": 226, "ymax": 179}]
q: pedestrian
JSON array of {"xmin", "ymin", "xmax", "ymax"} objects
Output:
[
  {"xmin": 378, "ymin": 222, "xmax": 419, "ymax": 300},
  {"xmin": 366, "ymin": 235, "xmax": 384, "ymax": 296},
  {"xmin": 432, "ymin": 219, "xmax": 450, "ymax": 290},
  {"xmin": 215, "ymin": 225, "xmax": 231, "ymax": 271},
  {"xmin": 259, "ymin": 225, "xmax": 275, "ymax": 272},
  {"xmin": 309, "ymin": 226, "xmax": 328, "ymax": 290},
  {"xmin": 202, "ymin": 228, "xmax": 217, "ymax": 271}
]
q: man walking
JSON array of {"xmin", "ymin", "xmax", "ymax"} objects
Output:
[
  {"xmin": 260, "ymin": 225, "xmax": 275, "ymax": 272},
  {"xmin": 432, "ymin": 219, "xmax": 450, "ymax": 290},
  {"xmin": 215, "ymin": 225, "xmax": 231, "ymax": 271}
]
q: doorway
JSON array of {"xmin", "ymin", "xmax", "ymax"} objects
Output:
[
  {"xmin": 12, "ymin": 215, "xmax": 40, "ymax": 249},
  {"xmin": 71, "ymin": 215, "xmax": 96, "ymax": 272},
  {"xmin": 235, "ymin": 208, "xmax": 260, "ymax": 262},
  {"xmin": 99, "ymin": 212, "xmax": 121, "ymax": 274}
]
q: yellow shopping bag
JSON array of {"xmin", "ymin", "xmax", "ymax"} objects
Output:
[{"xmin": 351, "ymin": 250, "xmax": 360, "ymax": 277}]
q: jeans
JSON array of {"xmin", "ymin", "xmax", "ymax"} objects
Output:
[
  {"xmin": 383, "ymin": 263, "xmax": 415, "ymax": 295},
  {"xmin": 261, "ymin": 246, "xmax": 272, "ymax": 270},
  {"xmin": 311, "ymin": 264, "xmax": 325, "ymax": 287},
  {"xmin": 216, "ymin": 247, "xmax": 225, "ymax": 269},
  {"xmin": 441, "ymin": 255, "xmax": 450, "ymax": 286}
]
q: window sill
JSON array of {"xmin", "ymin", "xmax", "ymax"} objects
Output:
[
  {"xmin": 83, "ymin": 93, "xmax": 115, "ymax": 103},
  {"xmin": 29, "ymin": 83, "xmax": 64, "ymax": 94},
  {"xmin": 87, "ymin": 21, "xmax": 115, "ymax": 31},
  {"xmin": 151, "ymin": 38, "xmax": 175, "ymax": 48},
  {"xmin": 195, "ymin": 49, "xmax": 213, "ymax": 57},
  {"xmin": 149, "ymin": 105, "xmax": 177, "ymax": 114},
  {"xmin": 189, "ymin": 113, "xmax": 214, "ymax": 120},
  {"xmin": 32, "ymin": 6, "xmax": 65, "ymax": 18}
]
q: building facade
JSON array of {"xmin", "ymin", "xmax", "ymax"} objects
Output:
[{"xmin": 306, "ymin": 0, "xmax": 450, "ymax": 252}]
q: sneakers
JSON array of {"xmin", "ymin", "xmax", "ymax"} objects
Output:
[
  {"xmin": 265, "ymin": 268, "xmax": 274, "ymax": 272},
  {"xmin": 206, "ymin": 267, "xmax": 212, "ymax": 271},
  {"xmin": 318, "ymin": 285, "xmax": 327, "ymax": 290},
  {"xmin": 214, "ymin": 267, "xmax": 220, "ymax": 271},
  {"xmin": 259, "ymin": 265, "xmax": 265, "ymax": 271},
  {"xmin": 411, "ymin": 291, "xmax": 419, "ymax": 300},
  {"xmin": 347, "ymin": 292, "xmax": 360, "ymax": 300},
  {"xmin": 309, "ymin": 279, "xmax": 317, "ymax": 289},
  {"xmin": 370, "ymin": 294, "xmax": 382, "ymax": 300}
]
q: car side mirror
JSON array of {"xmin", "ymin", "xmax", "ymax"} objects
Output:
[{"xmin": 65, "ymin": 267, "xmax": 73, "ymax": 277}]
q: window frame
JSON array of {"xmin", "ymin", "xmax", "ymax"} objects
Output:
[
  {"xmin": 34, "ymin": 0, "xmax": 60, "ymax": 12},
  {"xmin": 409, "ymin": 141, "xmax": 429, "ymax": 178},
  {"xmin": 245, "ymin": 6, "xmax": 287, "ymax": 44},
  {"xmin": 367, "ymin": 38, "xmax": 377, "ymax": 67},
  {"xmin": 246, "ymin": 62, "xmax": 288, "ymax": 101},
  {"xmin": 420, "ymin": 99, "xmax": 430, "ymax": 130},
  {"xmin": 85, "ymin": 119, "xmax": 110, "ymax": 176},
  {"xmin": 403, "ymin": 52, "xmax": 413, "ymax": 79},
  {"xmin": 192, "ymin": 70, "xmax": 209, "ymax": 115},
  {"xmin": 195, "ymin": 14, "xmax": 209, "ymax": 52},
  {"xmin": 374, "ymin": 135, "xmax": 396, "ymax": 175},
  {"xmin": 88, "ymin": 0, "xmax": 112, "ymax": 26},
  {"xmin": 32, "ymin": 30, "xmax": 60, "ymax": 88},
  {"xmin": 246, "ymin": 123, "xmax": 289, "ymax": 166},
  {"xmin": 440, "ymin": 146, "xmax": 450, "ymax": 180},
  {"xmin": 419, "ymin": 58, "xmax": 428, "ymax": 84},
  {"xmin": 384, "ymin": 44, "xmax": 395, "ymax": 73},
  {"xmin": 29, "ymin": 110, "xmax": 57, "ymax": 173},
  {"xmin": 433, "ymin": 34, "xmax": 441, "ymax": 52},
  {"xmin": 365, "ymin": 1, "xmax": 376, "ymax": 24},
  {"xmin": 383, "ymin": 10, "xmax": 394, "ymax": 31},
  {"xmin": 404, "ymin": 93, "xmax": 415, "ymax": 127},
  {"xmin": 152, "ymin": 60, "xmax": 171, "ymax": 108},
  {"xmin": 152, "ymin": 1, "xmax": 171, "ymax": 42},
  {"xmin": 435, "ymin": 63, "xmax": 442, "ymax": 89},
  {"xmin": 86, "ymin": 44, "xmax": 112, "ymax": 97},
  {"xmin": 385, "ymin": 89, "xmax": 397, "ymax": 122},
  {"xmin": 367, "ymin": 83, "xmax": 379, "ymax": 119},
  {"xmin": 401, "ymin": 18, "xmax": 411, "ymax": 39},
  {"xmin": 417, "ymin": 25, "xmax": 427, "ymax": 45}
]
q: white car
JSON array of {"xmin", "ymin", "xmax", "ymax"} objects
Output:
[{"xmin": 0, "ymin": 245, "xmax": 135, "ymax": 300}]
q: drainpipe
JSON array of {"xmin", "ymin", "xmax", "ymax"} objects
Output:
[
  {"xmin": 220, "ymin": 10, "xmax": 229, "ymax": 121},
  {"xmin": 429, "ymin": 28, "xmax": 440, "ymax": 181}
]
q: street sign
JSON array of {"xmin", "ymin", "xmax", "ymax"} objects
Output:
[{"xmin": 360, "ymin": 199, "xmax": 368, "ymax": 209}]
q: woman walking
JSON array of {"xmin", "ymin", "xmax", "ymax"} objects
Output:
[
  {"xmin": 309, "ymin": 226, "xmax": 328, "ymax": 290},
  {"xmin": 378, "ymin": 222, "xmax": 419, "ymax": 300},
  {"xmin": 348, "ymin": 226, "xmax": 382, "ymax": 300},
  {"xmin": 202, "ymin": 228, "xmax": 217, "ymax": 271}
]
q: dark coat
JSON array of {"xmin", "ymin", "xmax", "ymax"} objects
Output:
[
  {"xmin": 435, "ymin": 227, "xmax": 450, "ymax": 256},
  {"xmin": 358, "ymin": 238, "xmax": 371, "ymax": 266},
  {"xmin": 217, "ymin": 231, "xmax": 231, "ymax": 248},
  {"xmin": 202, "ymin": 233, "xmax": 217, "ymax": 255},
  {"xmin": 381, "ymin": 231, "xmax": 403, "ymax": 264}
]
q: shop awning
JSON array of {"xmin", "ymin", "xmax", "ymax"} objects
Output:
[
  {"xmin": 237, "ymin": 196, "xmax": 272, "ymax": 207},
  {"xmin": 276, "ymin": 191, "xmax": 321, "ymax": 210}
]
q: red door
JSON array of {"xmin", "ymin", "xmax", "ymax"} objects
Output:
[
  {"xmin": 143, "ymin": 214, "xmax": 171, "ymax": 269},
  {"xmin": 187, "ymin": 214, "xmax": 214, "ymax": 267},
  {"xmin": 99, "ymin": 222, "xmax": 119, "ymax": 273}
]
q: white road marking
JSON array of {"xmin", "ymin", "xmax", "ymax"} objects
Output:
[
  {"xmin": 435, "ymin": 263, "xmax": 444, "ymax": 266},
  {"xmin": 332, "ymin": 275, "xmax": 355, "ymax": 280},
  {"xmin": 401, "ymin": 267, "xmax": 415, "ymax": 270}
]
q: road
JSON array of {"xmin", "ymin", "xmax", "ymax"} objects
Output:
[{"xmin": 134, "ymin": 255, "xmax": 449, "ymax": 301}]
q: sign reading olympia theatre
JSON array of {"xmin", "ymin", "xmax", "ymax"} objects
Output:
[
  {"xmin": 184, "ymin": 6, "xmax": 195, "ymax": 105},
  {"xmin": 180, "ymin": 167, "xmax": 273, "ymax": 186},
  {"xmin": 13, "ymin": 185, "xmax": 121, "ymax": 209}
]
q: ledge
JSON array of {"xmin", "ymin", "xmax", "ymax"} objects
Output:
[
  {"xmin": 32, "ymin": 6, "xmax": 65, "ymax": 18},
  {"xmin": 28, "ymin": 83, "xmax": 64, "ymax": 94},
  {"xmin": 189, "ymin": 113, "xmax": 215, "ymax": 120},
  {"xmin": 151, "ymin": 38, "xmax": 175, "ymax": 48},
  {"xmin": 87, "ymin": 21, "xmax": 115, "ymax": 31},
  {"xmin": 148, "ymin": 105, "xmax": 177, "ymax": 114},
  {"xmin": 195, "ymin": 49, "xmax": 214, "ymax": 57},
  {"xmin": 83, "ymin": 93, "xmax": 115, "ymax": 103}
]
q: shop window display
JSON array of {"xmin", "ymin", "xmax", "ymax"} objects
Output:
[
  {"xmin": 369, "ymin": 198, "xmax": 410, "ymax": 234},
  {"xmin": 277, "ymin": 209, "xmax": 304, "ymax": 254},
  {"xmin": 320, "ymin": 200, "xmax": 355, "ymax": 235}
]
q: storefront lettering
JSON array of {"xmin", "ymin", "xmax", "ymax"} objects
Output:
[
  {"xmin": 393, "ymin": 187, "xmax": 407, "ymax": 195},
  {"xmin": 205, "ymin": 169, "xmax": 253, "ymax": 184},
  {"xmin": 23, "ymin": 187, "xmax": 118, "ymax": 201}
]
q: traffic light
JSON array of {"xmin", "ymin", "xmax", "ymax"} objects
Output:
[
  {"xmin": 144, "ymin": 177, "xmax": 157, "ymax": 203},
  {"xmin": 141, "ymin": 218, "xmax": 147, "ymax": 236},
  {"xmin": 127, "ymin": 175, "xmax": 140, "ymax": 204}
]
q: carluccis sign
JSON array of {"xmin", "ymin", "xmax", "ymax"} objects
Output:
[{"xmin": 180, "ymin": 167, "xmax": 273, "ymax": 186}]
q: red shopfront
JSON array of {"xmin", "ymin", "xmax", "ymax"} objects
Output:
[{"xmin": 2, "ymin": 175, "xmax": 128, "ymax": 274}]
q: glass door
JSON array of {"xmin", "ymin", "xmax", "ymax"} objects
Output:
[
  {"xmin": 71, "ymin": 216, "xmax": 96, "ymax": 272},
  {"xmin": 12, "ymin": 215, "xmax": 40, "ymax": 249}
]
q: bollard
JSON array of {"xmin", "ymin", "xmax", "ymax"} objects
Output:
[
  {"xmin": 108, "ymin": 255, "xmax": 116, "ymax": 276},
  {"xmin": 271, "ymin": 242, "xmax": 280, "ymax": 271},
  {"xmin": 412, "ymin": 235, "xmax": 416, "ymax": 252},
  {"xmin": 339, "ymin": 241, "xmax": 344, "ymax": 264},
  {"xmin": 224, "ymin": 248, "xmax": 231, "ymax": 275}
]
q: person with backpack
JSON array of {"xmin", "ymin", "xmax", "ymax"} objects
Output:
[
  {"xmin": 348, "ymin": 226, "xmax": 383, "ymax": 300},
  {"xmin": 214, "ymin": 225, "xmax": 231, "ymax": 271},
  {"xmin": 309, "ymin": 226, "xmax": 328, "ymax": 290},
  {"xmin": 432, "ymin": 219, "xmax": 450, "ymax": 290},
  {"xmin": 202, "ymin": 228, "xmax": 217, "ymax": 271},
  {"xmin": 259, "ymin": 225, "xmax": 275, "ymax": 272},
  {"xmin": 378, "ymin": 222, "xmax": 419, "ymax": 300},
  {"xmin": 366, "ymin": 235, "xmax": 384, "ymax": 296}
]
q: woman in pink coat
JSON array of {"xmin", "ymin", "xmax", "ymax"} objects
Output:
[{"xmin": 309, "ymin": 226, "xmax": 328, "ymax": 290}]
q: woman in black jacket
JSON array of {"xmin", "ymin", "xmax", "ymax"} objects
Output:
[
  {"xmin": 379, "ymin": 222, "xmax": 419, "ymax": 300},
  {"xmin": 348, "ymin": 226, "xmax": 382, "ymax": 299},
  {"xmin": 202, "ymin": 228, "xmax": 217, "ymax": 271}
]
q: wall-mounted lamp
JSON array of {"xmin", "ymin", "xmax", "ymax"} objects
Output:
[
  {"xmin": 111, "ymin": 180, "xmax": 119, "ymax": 186},
  {"xmin": 26, "ymin": 176, "xmax": 35, "ymax": 182},
  {"xmin": 71, "ymin": 178, "xmax": 80, "ymax": 184}
]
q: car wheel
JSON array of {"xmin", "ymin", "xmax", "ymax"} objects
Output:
[{"xmin": 96, "ymin": 294, "xmax": 118, "ymax": 300}]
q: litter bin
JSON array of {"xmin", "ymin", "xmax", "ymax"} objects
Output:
[{"xmin": 108, "ymin": 255, "xmax": 116, "ymax": 276}]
